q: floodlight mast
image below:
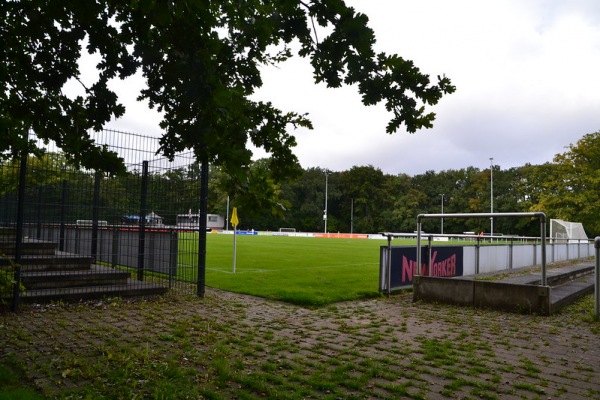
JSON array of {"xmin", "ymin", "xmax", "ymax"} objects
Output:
[
  {"xmin": 440, "ymin": 193, "xmax": 445, "ymax": 234},
  {"xmin": 324, "ymin": 170, "xmax": 330, "ymax": 233}
]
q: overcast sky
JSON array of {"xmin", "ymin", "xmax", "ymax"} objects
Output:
[{"xmin": 105, "ymin": 0, "xmax": 600, "ymax": 176}]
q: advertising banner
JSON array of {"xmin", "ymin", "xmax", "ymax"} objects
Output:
[{"xmin": 380, "ymin": 246, "xmax": 464, "ymax": 291}]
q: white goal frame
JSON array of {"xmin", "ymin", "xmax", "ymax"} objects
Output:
[{"xmin": 550, "ymin": 219, "xmax": 588, "ymax": 243}]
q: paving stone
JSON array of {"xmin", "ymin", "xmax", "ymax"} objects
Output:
[{"xmin": 1, "ymin": 288, "xmax": 599, "ymax": 398}]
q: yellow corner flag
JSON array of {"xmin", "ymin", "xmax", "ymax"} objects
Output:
[{"xmin": 231, "ymin": 207, "xmax": 239, "ymax": 227}]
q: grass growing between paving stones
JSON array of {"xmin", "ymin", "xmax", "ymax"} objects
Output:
[
  {"xmin": 2, "ymin": 289, "xmax": 600, "ymax": 399},
  {"xmin": 0, "ymin": 356, "xmax": 45, "ymax": 400}
]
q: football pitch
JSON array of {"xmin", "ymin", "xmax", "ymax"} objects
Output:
[{"xmin": 178, "ymin": 233, "xmax": 411, "ymax": 307}]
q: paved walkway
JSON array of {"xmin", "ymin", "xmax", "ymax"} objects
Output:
[{"xmin": 2, "ymin": 289, "xmax": 600, "ymax": 399}]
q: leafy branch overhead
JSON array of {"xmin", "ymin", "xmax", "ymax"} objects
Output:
[{"xmin": 1, "ymin": 0, "xmax": 454, "ymax": 178}]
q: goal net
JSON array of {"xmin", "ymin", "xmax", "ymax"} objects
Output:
[
  {"xmin": 279, "ymin": 228, "xmax": 296, "ymax": 233},
  {"xmin": 549, "ymin": 219, "xmax": 588, "ymax": 243}
]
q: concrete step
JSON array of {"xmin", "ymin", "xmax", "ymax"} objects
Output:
[
  {"xmin": 495, "ymin": 263, "xmax": 595, "ymax": 286},
  {"xmin": 497, "ymin": 262, "xmax": 597, "ymax": 314},
  {"xmin": 0, "ymin": 239, "xmax": 58, "ymax": 256},
  {"xmin": 550, "ymin": 274, "xmax": 595, "ymax": 313},
  {"xmin": 0, "ymin": 227, "xmax": 16, "ymax": 239},
  {"xmin": 415, "ymin": 261, "xmax": 597, "ymax": 315},
  {"xmin": 19, "ymin": 280, "xmax": 169, "ymax": 303},
  {"xmin": 0, "ymin": 234, "xmax": 170, "ymax": 305},
  {"xmin": 21, "ymin": 265, "xmax": 131, "ymax": 289},
  {"xmin": 2, "ymin": 253, "xmax": 94, "ymax": 271}
]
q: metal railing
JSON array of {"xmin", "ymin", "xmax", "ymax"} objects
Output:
[{"xmin": 416, "ymin": 212, "xmax": 549, "ymax": 285}]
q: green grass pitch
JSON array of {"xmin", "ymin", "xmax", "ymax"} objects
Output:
[{"xmin": 177, "ymin": 233, "xmax": 413, "ymax": 307}]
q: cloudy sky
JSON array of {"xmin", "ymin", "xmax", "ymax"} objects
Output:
[{"xmin": 106, "ymin": 0, "xmax": 600, "ymax": 176}]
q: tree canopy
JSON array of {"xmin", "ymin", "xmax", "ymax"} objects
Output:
[
  {"xmin": 1, "ymin": 0, "xmax": 455, "ymax": 180},
  {"xmin": 534, "ymin": 131, "xmax": 600, "ymax": 234}
]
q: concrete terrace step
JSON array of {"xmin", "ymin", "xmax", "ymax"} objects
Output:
[
  {"xmin": 21, "ymin": 265, "xmax": 131, "ymax": 289},
  {"xmin": 0, "ymin": 239, "xmax": 58, "ymax": 256},
  {"xmin": 0, "ymin": 228, "xmax": 16, "ymax": 239},
  {"xmin": 1, "ymin": 253, "xmax": 94, "ymax": 271},
  {"xmin": 414, "ymin": 261, "xmax": 597, "ymax": 315},
  {"xmin": 493, "ymin": 262, "xmax": 595, "ymax": 286},
  {"xmin": 493, "ymin": 263, "xmax": 596, "ymax": 313},
  {"xmin": 1, "ymin": 235, "xmax": 170, "ymax": 306},
  {"xmin": 20, "ymin": 280, "xmax": 169, "ymax": 303},
  {"xmin": 550, "ymin": 273, "xmax": 596, "ymax": 313}
]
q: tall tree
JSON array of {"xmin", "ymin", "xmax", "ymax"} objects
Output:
[
  {"xmin": 283, "ymin": 167, "xmax": 329, "ymax": 232},
  {"xmin": 1, "ymin": 0, "xmax": 454, "ymax": 186},
  {"xmin": 534, "ymin": 131, "xmax": 600, "ymax": 236},
  {"xmin": 339, "ymin": 165, "xmax": 392, "ymax": 233}
]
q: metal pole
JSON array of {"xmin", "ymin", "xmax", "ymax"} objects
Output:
[
  {"xmin": 59, "ymin": 179, "xmax": 67, "ymax": 251},
  {"xmin": 386, "ymin": 234, "xmax": 392, "ymax": 295},
  {"xmin": 226, "ymin": 196, "xmax": 230, "ymax": 231},
  {"xmin": 232, "ymin": 224, "xmax": 237, "ymax": 273},
  {"xmin": 197, "ymin": 157, "xmax": 209, "ymax": 297},
  {"xmin": 324, "ymin": 171, "xmax": 329, "ymax": 233},
  {"xmin": 91, "ymin": 171, "xmax": 101, "ymax": 263},
  {"xmin": 595, "ymin": 237, "xmax": 600, "ymax": 320},
  {"xmin": 416, "ymin": 221, "xmax": 422, "ymax": 278},
  {"xmin": 489, "ymin": 158, "xmax": 494, "ymax": 238},
  {"xmin": 476, "ymin": 236, "xmax": 481, "ymax": 274},
  {"xmin": 137, "ymin": 162, "xmax": 148, "ymax": 281},
  {"xmin": 350, "ymin": 198, "xmax": 354, "ymax": 234},
  {"xmin": 440, "ymin": 194, "xmax": 444, "ymax": 235},
  {"xmin": 12, "ymin": 150, "xmax": 28, "ymax": 312},
  {"xmin": 509, "ymin": 236, "xmax": 514, "ymax": 269},
  {"xmin": 541, "ymin": 218, "xmax": 547, "ymax": 286},
  {"xmin": 428, "ymin": 235, "xmax": 432, "ymax": 274},
  {"xmin": 36, "ymin": 186, "xmax": 42, "ymax": 239}
]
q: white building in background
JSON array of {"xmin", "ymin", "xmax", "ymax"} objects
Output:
[{"xmin": 176, "ymin": 211, "xmax": 225, "ymax": 230}]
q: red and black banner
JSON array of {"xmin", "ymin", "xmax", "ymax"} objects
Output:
[{"xmin": 379, "ymin": 246, "xmax": 464, "ymax": 291}]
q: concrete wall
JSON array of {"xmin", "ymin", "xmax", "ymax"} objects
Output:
[
  {"xmin": 413, "ymin": 276, "xmax": 551, "ymax": 315},
  {"xmin": 24, "ymin": 224, "xmax": 178, "ymax": 275}
]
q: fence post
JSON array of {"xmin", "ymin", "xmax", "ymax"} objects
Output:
[
  {"xmin": 169, "ymin": 229, "xmax": 178, "ymax": 289},
  {"xmin": 475, "ymin": 236, "xmax": 481, "ymax": 274},
  {"xmin": 91, "ymin": 171, "xmax": 101, "ymax": 262},
  {"xmin": 111, "ymin": 226, "xmax": 119, "ymax": 268},
  {"xmin": 541, "ymin": 217, "xmax": 547, "ymax": 286},
  {"xmin": 386, "ymin": 235, "xmax": 392, "ymax": 295},
  {"xmin": 427, "ymin": 235, "xmax": 432, "ymax": 274},
  {"xmin": 36, "ymin": 186, "xmax": 42, "ymax": 239},
  {"xmin": 509, "ymin": 237, "xmax": 514, "ymax": 269},
  {"xmin": 137, "ymin": 161, "xmax": 148, "ymax": 282},
  {"xmin": 197, "ymin": 157, "xmax": 209, "ymax": 297},
  {"xmin": 415, "ymin": 221, "xmax": 422, "ymax": 278},
  {"xmin": 595, "ymin": 237, "xmax": 600, "ymax": 320},
  {"xmin": 59, "ymin": 179, "xmax": 67, "ymax": 251},
  {"xmin": 12, "ymin": 151, "xmax": 28, "ymax": 312}
]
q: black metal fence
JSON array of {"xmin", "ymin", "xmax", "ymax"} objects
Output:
[{"xmin": 1, "ymin": 129, "xmax": 204, "ymax": 310}]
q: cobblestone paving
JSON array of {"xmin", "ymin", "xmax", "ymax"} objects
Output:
[{"xmin": 2, "ymin": 289, "xmax": 599, "ymax": 399}]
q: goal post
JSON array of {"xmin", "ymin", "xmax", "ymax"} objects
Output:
[
  {"xmin": 549, "ymin": 219, "xmax": 588, "ymax": 243},
  {"xmin": 278, "ymin": 228, "xmax": 296, "ymax": 233}
]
